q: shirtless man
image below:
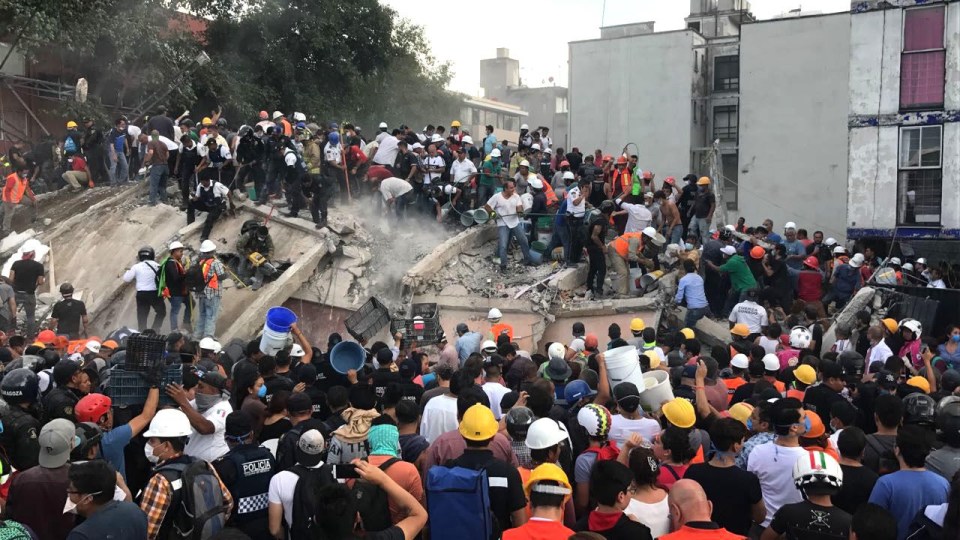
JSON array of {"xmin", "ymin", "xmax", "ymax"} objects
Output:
[{"xmin": 657, "ymin": 190, "xmax": 683, "ymax": 245}]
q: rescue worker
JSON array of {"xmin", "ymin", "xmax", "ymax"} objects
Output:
[
  {"xmin": 123, "ymin": 246, "xmax": 166, "ymax": 332},
  {"xmin": 304, "ymin": 131, "xmax": 330, "ymax": 229},
  {"xmin": 0, "ymin": 368, "xmax": 43, "ymax": 471},
  {"xmin": 212, "ymin": 411, "xmax": 276, "ymax": 539},
  {"xmin": 80, "ymin": 117, "xmax": 107, "ymax": 184},
  {"xmin": 586, "ymin": 200, "xmax": 615, "ymax": 299},
  {"xmin": 488, "ymin": 308, "xmax": 514, "ymax": 342},
  {"xmin": 0, "ymin": 166, "xmax": 35, "ymax": 233},
  {"xmin": 9, "ymin": 240, "xmax": 44, "ymax": 337},
  {"xmin": 195, "ymin": 239, "xmax": 225, "ymax": 338},
  {"xmin": 234, "ymin": 125, "xmax": 265, "ymax": 197},
  {"xmin": 42, "ymin": 359, "xmax": 89, "ymax": 422},
  {"xmin": 188, "ymin": 174, "xmax": 229, "ymax": 241},
  {"xmin": 237, "ymin": 225, "xmax": 275, "ymax": 291},
  {"xmin": 49, "ymin": 282, "xmax": 87, "ymax": 339},
  {"xmin": 280, "ymin": 142, "xmax": 306, "ymax": 218},
  {"xmin": 160, "ymin": 241, "xmax": 191, "ymax": 332},
  {"xmin": 606, "ymin": 230, "xmax": 644, "ymax": 296}
]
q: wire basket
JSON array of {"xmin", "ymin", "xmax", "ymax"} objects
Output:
[
  {"xmin": 344, "ymin": 297, "xmax": 391, "ymax": 342},
  {"xmin": 123, "ymin": 334, "xmax": 167, "ymax": 372},
  {"xmin": 393, "ymin": 303, "xmax": 442, "ymax": 343},
  {"xmin": 107, "ymin": 364, "xmax": 182, "ymax": 406}
]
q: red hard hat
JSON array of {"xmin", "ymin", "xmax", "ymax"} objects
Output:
[
  {"xmin": 259, "ymin": 110, "xmax": 268, "ymax": 120},
  {"xmin": 560, "ymin": 160, "xmax": 570, "ymax": 167},
  {"xmin": 750, "ymin": 246, "xmax": 766, "ymax": 260},
  {"xmin": 616, "ymin": 155, "xmax": 628, "ymax": 165},
  {"xmin": 603, "ymin": 154, "xmax": 613, "ymax": 162},
  {"xmin": 642, "ymin": 171, "xmax": 653, "ymax": 180},
  {"xmin": 76, "ymin": 393, "xmax": 112, "ymax": 423},
  {"xmin": 803, "ymin": 256, "xmax": 820, "ymax": 269},
  {"xmin": 665, "ymin": 176, "xmax": 676, "ymax": 185}
]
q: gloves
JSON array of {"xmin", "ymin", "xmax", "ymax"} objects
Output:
[{"xmin": 140, "ymin": 360, "xmax": 166, "ymax": 388}]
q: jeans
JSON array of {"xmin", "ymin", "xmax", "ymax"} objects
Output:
[
  {"xmin": 14, "ymin": 291, "xmax": 35, "ymax": 336},
  {"xmin": 187, "ymin": 199, "xmax": 224, "ymax": 240},
  {"xmin": 689, "ymin": 217, "xmax": 711, "ymax": 245},
  {"xmin": 684, "ymin": 306, "xmax": 708, "ymax": 329},
  {"xmin": 195, "ymin": 294, "xmax": 221, "ymax": 338},
  {"xmin": 135, "ymin": 290, "xmax": 166, "ymax": 331},
  {"xmin": 393, "ymin": 191, "xmax": 412, "ymax": 221},
  {"xmin": 109, "ymin": 154, "xmax": 129, "ymax": 186},
  {"xmin": 168, "ymin": 295, "xmax": 192, "ymax": 332},
  {"xmin": 669, "ymin": 224, "xmax": 684, "ymax": 245},
  {"xmin": 545, "ymin": 221, "xmax": 571, "ymax": 262},
  {"xmin": 586, "ymin": 247, "xmax": 606, "ymax": 293},
  {"xmin": 497, "ymin": 225, "xmax": 533, "ymax": 269},
  {"xmin": 148, "ymin": 164, "xmax": 169, "ymax": 205},
  {"xmin": 567, "ymin": 217, "xmax": 585, "ymax": 265}
]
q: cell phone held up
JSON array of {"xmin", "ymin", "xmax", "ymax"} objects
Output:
[{"xmin": 333, "ymin": 464, "xmax": 360, "ymax": 479}]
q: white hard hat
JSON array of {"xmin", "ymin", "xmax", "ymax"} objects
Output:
[
  {"xmin": 290, "ymin": 344, "xmax": 306, "ymax": 357},
  {"xmin": 481, "ymin": 340, "xmax": 497, "ymax": 353},
  {"xmin": 562, "ymin": 171, "xmax": 575, "ymax": 180},
  {"xmin": 833, "ymin": 246, "xmax": 846, "ymax": 255},
  {"xmin": 462, "ymin": 135, "xmax": 473, "ymax": 145},
  {"xmin": 889, "ymin": 257, "xmax": 902, "ymax": 266},
  {"xmin": 85, "ymin": 340, "xmax": 101, "ymax": 354},
  {"xmin": 849, "ymin": 253, "xmax": 864, "ymax": 268},
  {"xmin": 490, "ymin": 149, "xmax": 501, "ymax": 158},
  {"xmin": 642, "ymin": 226, "xmax": 658, "ymax": 238},
  {"xmin": 519, "ymin": 159, "xmax": 530, "ymax": 168},
  {"xmin": 378, "ymin": 121, "xmax": 388, "ymax": 128},
  {"xmin": 169, "ymin": 241, "xmax": 184, "ymax": 251},
  {"xmin": 521, "ymin": 123, "xmax": 529, "ymax": 130},
  {"xmin": 916, "ymin": 257, "xmax": 927, "ymax": 265},
  {"xmin": 528, "ymin": 177, "xmax": 543, "ymax": 190},
  {"xmin": 902, "ymin": 262, "xmax": 914, "ymax": 272},
  {"xmin": 199, "ymin": 239, "xmax": 217, "ymax": 253},
  {"xmin": 548, "ymin": 342, "xmax": 566, "ymax": 360},
  {"xmin": 899, "ymin": 318, "xmax": 922, "ymax": 338},
  {"xmin": 824, "ymin": 237, "xmax": 837, "ymax": 247},
  {"xmin": 784, "ymin": 222, "xmax": 797, "ymax": 230},
  {"xmin": 272, "ymin": 111, "xmax": 283, "ymax": 120},
  {"xmin": 789, "ymin": 326, "xmax": 812, "ymax": 349},
  {"xmin": 530, "ymin": 143, "xmax": 541, "ymax": 151},
  {"xmin": 724, "ymin": 224, "xmax": 736, "ymax": 231},
  {"xmin": 143, "ymin": 409, "xmax": 193, "ymax": 438},
  {"xmin": 487, "ymin": 308, "xmax": 503, "ymax": 321},
  {"xmin": 292, "ymin": 112, "xmax": 306, "ymax": 122},
  {"xmin": 444, "ymin": 184, "xmax": 456, "ymax": 195},
  {"xmin": 793, "ymin": 450, "xmax": 843, "ymax": 492},
  {"xmin": 199, "ymin": 337, "xmax": 222, "ymax": 353},
  {"xmin": 731, "ymin": 354, "xmax": 749, "ymax": 369},
  {"xmin": 762, "ymin": 353, "xmax": 780, "ymax": 372},
  {"xmin": 430, "ymin": 133, "xmax": 443, "ymax": 143},
  {"xmin": 526, "ymin": 418, "xmax": 569, "ymax": 450}
]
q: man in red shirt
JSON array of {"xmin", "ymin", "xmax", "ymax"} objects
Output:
[{"xmin": 62, "ymin": 155, "xmax": 90, "ymax": 191}]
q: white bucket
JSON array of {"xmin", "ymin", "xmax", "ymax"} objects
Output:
[
  {"xmin": 260, "ymin": 324, "xmax": 291, "ymax": 356},
  {"xmin": 605, "ymin": 346, "xmax": 645, "ymax": 391},
  {"xmin": 639, "ymin": 370, "xmax": 674, "ymax": 410}
]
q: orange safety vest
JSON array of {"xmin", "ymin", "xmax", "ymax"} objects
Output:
[
  {"xmin": 542, "ymin": 180, "xmax": 558, "ymax": 207},
  {"xmin": 490, "ymin": 323, "xmax": 514, "ymax": 342},
  {"xmin": 723, "ymin": 377, "xmax": 746, "ymax": 404},
  {"xmin": 202, "ymin": 259, "xmax": 219, "ymax": 290},
  {"xmin": 773, "ymin": 380, "xmax": 786, "ymax": 395},
  {"xmin": 786, "ymin": 388, "xmax": 805, "ymax": 401},
  {"xmin": 611, "ymin": 232, "xmax": 643, "ymax": 259},
  {"xmin": 3, "ymin": 173, "xmax": 27, "ymax": 204}
]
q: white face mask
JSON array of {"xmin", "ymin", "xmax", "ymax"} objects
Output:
[
  {"xmin": 145, "ymin": 442, "xmax": 160, "ymax": 464},
  {"xmin": 63, "ymin": 496, "xmax": 78, "ymax": 514}
]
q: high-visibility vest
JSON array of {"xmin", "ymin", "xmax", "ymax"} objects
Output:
[
  {"xmin": 489, "ymin": 323, "xmax": 514, "ymax": 342},
  {"xmin": 611, "ymin": 232, "xmax": 643, "ymax": 259},
  {"xmin": 202, "ymin": 259, "xmax": 219, "ymax": 290},
  {"xmin": 723, "ymin": 377, "xmax": 746, "ymax": 404},
  {"xmin": 3, "ymin": 173, "xmax": 27, "ymax": 203},
  {"xmin": 786, "ymin": 388, "xmax": 805, "ymax": 401}
]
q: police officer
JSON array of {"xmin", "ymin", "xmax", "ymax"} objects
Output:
[
  {"xmin": 189, "ymin": 175, "xmax": 229, "ymax": 241},
  {"xmin": 280, "ymin": 142, "xmax": 307, "ymax": 218},
  {"xmin": 41, "ymin": 359, "xmax": 89, "ymax": 423},
  {"xmin": 235, "ymin": 125, "xmax": 265, "ymax": 197},
  {"xmin": 236, "ymin": 226, "xmax": 274, "ymax": 291},
  {"xmin": 212, "ymin": 411, "xmax": 276, "ymax": 540},
  {"xmin": 0, "ymin": 368, "xmax": 43, "ymax": 471}
]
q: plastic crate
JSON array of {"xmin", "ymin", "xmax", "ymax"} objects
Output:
[
  {"xmin": 411, "ymin": 303, "xmax": 438, "ymax": 318},
  {"xmin": 393, "ymin": 303, "xmax": 442, "ymax": 343},
  {"xmin": 123, "ymin": 334, "xmax": 168, "ymax": 372},
  {"xmin": 107, "ymin": 364, "xmax": 182, "ymax": 407},
  {"xmin": 344, "ymin": 297, "xmax": 391, "ymax": 342}
]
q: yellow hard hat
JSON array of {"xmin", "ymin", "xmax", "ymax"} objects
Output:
[
  {"xmin": 459, "ymin": 404, "xmax": 499, "ymax": 441},
  {"xmin": 697, "ymin": 176, "xmax": 711, "ymax": 186},
  {"xmin": 794, "ymin": 364, "xmax": 817, "ymax": 386},
  {"xmin": 882, "ymin": 318, "xmax": 898, "ymax": 334},
  {"xmin": 630, "ymin": 318, "xmax": 645, "ymax": 332},
  {"xmin": 907, "ymin": 376, "xmax": 930, "ymax": 394},
  {"xmin": 646, "ymin": 349, "xmax": 661, "ymax": 369},
  {"xmin": 201, "ymin": 117, "xmax": 213, "ymax": 126},
  {"xmin": 662, "ymin": 398, "xmax": 696, "ymax": 429},
  {"xmin": 730, "ymin": 323, "xmax": 751, "ymax": 337},
  {"xmin": 451, "ymin": 120, "xmax": 461, "ymax": 127},
  {"xmin": 66, "ymin": 120, "xmax": 78, "ymax": 129},
  {"xmin": 680, "ymin": 327, "xmax": 695, "ymax": 340},
  {"xmin": 728, "ymin": 402, "xmax": 754, "ymax": 425},
  {"xmin": 524, "ymin": 463, "xmax": 572, "ymax": 499}
]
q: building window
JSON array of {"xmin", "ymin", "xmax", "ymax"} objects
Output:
[
  {"xmin": 688, "ymin": 21, "xmax": 701, "ymax": 32},
  {"xmin": 555, "ymin": 96, "xmax": 568, "ymax": 114},
  {"xmin": 897, "ymin": 125, "xmax": 942, "ymax": 225},
  {"xmin": 714, "ymin": 55, "xmax": 739, "ymax": 91},
  {"xmin": 713, "ymin": 105, "xmax": 738, "ymax": 142},
  {"xmin": 901, "ymin": 5, "xmax": 945, "ymax": 110},
  {"xmin": 721, "ymin": 154, "xmax": 738, "ymax": 211}
]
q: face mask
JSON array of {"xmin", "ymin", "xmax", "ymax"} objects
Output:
[
  {"xmin": 144, "ymin": 442, "xmax": 160, "ymax": 464},
  {"xmin": 195, "ymin": 392, "xmax": 221, "ymax": 412},
  {"xmin": 952, "ymin": 335, "xmax": 960, "ymax": 343},
  {"xmin": 257, "ymin": 385, "xmax": 267, "ymax": 398},
  {"xmin": 745, "ymin": 419, "xmax": 754, "ymax": 432},
  {"xmin": 63, "ymin": 496, "xmax": 78, "ymax": 515}
]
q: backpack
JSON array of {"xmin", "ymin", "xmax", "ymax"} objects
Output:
[
  {"xmin": 275, "ymin": 424, "xmax": 306, "ymax": 471},
  {"xmin": 427, "ymin": 466, "xmax": 495, "ymax": 540},
  {"xmin": 288, "ymin": 464, "xmax": 335, "ymax": 540},
  {"xmin": 0, "ymin": 520, "xmax": 31, "ymax": 540},
  {"xmin": 63, "ymin": 136, "xmax": 78, "ymax": 155},
  {"xmin": 352, "ymin": 458, "xmax": 399, "ymax": 533},
  {"xmin": 184, "ymin": 260, "xmax": 213, "ymax": 294},
  {"xmin": 157, "ymin": 460, "xmax": 228, "ymax": 540},
  {"xmin": 582, "ymin": 442, "xmax": 620, "ymax": 462}
]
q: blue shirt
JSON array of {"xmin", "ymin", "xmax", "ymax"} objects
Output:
[
  {"xmin": 783, "ymin": 239, "xmax": 806, "ymax": 269},
  {"xmin": 554, "ymin": 199, "xmax": 568, "ymax": 227},
  {"xmin": 100, "ymin": 424, "xmax": 133, "ymax": 481},
  {"xmin": 483, "ymin": 134, "xmax": 497, "ymax": 155},
  {"xmin": 455, "ymin": 331, "xmax": 483, "ymax": 363},
  {"xmin": 868, "ymin": 469, "xmax": 949, "ymax": 540},
  {"xmin": 675, "ymin": 272, "xmax": 708, "ymax": 309},
  {"xmin": 66, "ymin": 500, "xmax": 147, "ymax": 540},
  {"xmin": 767, "ymin": 232, "xmax": 782, "ymax": 244}
]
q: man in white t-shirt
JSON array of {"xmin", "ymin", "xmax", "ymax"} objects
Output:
[
  {"xmin": 422, "ymin": 144, "xmax": 444, "ymax": 187},
  {"xmin": 420, "ymin": 391, "xmax": 458, "ymax": 444},
  {"xmin": 379, "ymin": 176, "xmax": 414, "ymax": 220},
  {"xmin": 450, "ymin": 148, "xmax": 478, "ymax": 185},
  {"xmin": 609, "ymin": 382, "xmax": 660, "ymax": 447},
  {"xmin": 616, "ymin": 196, "xmax": 654, "ymax": 233},
  {"xmin": 175, "ymin": 372, "xmax": 233, "ymax": 462},
  {"xmin": 481, "ymin": 362, "xmax": 511, "ymax": 420},
  {"xmin": 747, "ymin": 398, "xmax": 809, "ymax": 528},
  {"xmin": 267, "ymin": 429, "xmax": 326, "ymax": 539},
  {"xmin": 866, "ymin": 325, "xmax": 894, "ymax": 367},
  {"xmin": 728, "ymin": 288, "xmax": 768, "ymax": 336},
  {"xmin": 484, "ymin": 180, "xmax": 536, "ymax": 272}
]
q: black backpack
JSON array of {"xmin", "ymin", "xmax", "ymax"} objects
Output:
[
  {"xmin": 289, "ymin": 464, "xmax": 335, "ymax": 540},
  {"xmin": 184, "ymin": 260, "xmax": 213, "ymax": 294},
  {"xmin": 275, "ymin": 424, "xmax": 306, "ymax": 471},
  {"xmin": 157, "ymin": 460, "xmax": 228, "ymax": 540},
  {"xmin": 352, "ymin": 458, "xmax": 399, "ymax": 533}
]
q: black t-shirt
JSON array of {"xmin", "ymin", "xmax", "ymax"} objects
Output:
[
  {"xmin": 803, "ymin": 385, "xmax": 845, "ymax": 423},
  {"xmin": 51, "ymin": 298, "xmax": 86, "ymax": 337},
  {"xmin": 263, "ymin": 374, "xmax": 294, "ymax": 403},
  {"xmin": 575, "ymin": 512, "xmax": 653, "ymax": 540},
  {"xmin": 10, "ymin": 260, "xmax": 44, "ymax": 293},
  {"xmin": 862, "ymin": 433, "xmax": 897, "ymax": 474},
  {"xmin": 392, "ymin": 381, "xmax": 424, "ymax": 405},
  {"xmin": 371, "ymin": 368, "xmax": 402, "ymax": 400},
  {"xmin": 692, "ymin": 190, "xmax": 716, "ymax": 218},
  {"xmin": 684, "ymin": 462, "xmax": 762, "ymax": 535},
  {"xmin": 770, "ymin": 500, "xmax": 851, "ymax": 540},
  {"xmin": 145, "ymin": 115, "xmax": 175, "ymax": 140},
  {"xmin": 449, "ymin": 450, "xmax": 526, "ymax": 533},
  {"xmin": 832, "ymin": 464, "xmax": 878, "ymax": 514},
  {"xmin": 258, "ymin": 418, "xmax": 292, "ymax": 443},
  {"xmin": 730, "ymin": 381, "xmax": 757, "ymax": 405}
]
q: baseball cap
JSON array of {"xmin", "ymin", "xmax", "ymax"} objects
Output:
[
  {"xmin": 721, "ymin": 246, "xmax": 737, "ymax": 256},
  {"xmin": 286, "ymin": 392, "xmax": 313, "ymax": 414},
  {"xmin": 459, "ymin": 404, "xmax": 499, "ymax": 441},
  {"xmin": 296, "ymin": 429, "xmax": 326, "ymax": 467},
  {"xmin": 39, "ymin": 418, "xmax": 75, "ymax": 468},
  {"xmin": 613, "ymin": 382, "xmax": 641, "ymax": 405},
  {"xmin": 875, "ymin": 370, "xmax": 898, "ymax": 391},
  {"xmin": 564, "ymin": 379, "xmax": 596, "ymax": 403},
  {"xmin": 681, "ymin": 364, "xmax": 698, "ymax": 379},
  {"xmin": 200, "ymin": 371, "xmax": 227, "ymax": 391}
]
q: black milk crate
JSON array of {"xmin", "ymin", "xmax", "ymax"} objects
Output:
[
  {"xmin": 344, "ymin": 297, "xmax": 392, "ymax": 342},
  {"xmin": 393, "ymin": 303, "xmax": 442, "ymax": 343},
  {"xmin": 123, "ymin": 333, "xmax": 168, "ymax": 372},
  {"xmin": 107, "ymin": 364, "xmax": 182, "ymax": 406}
]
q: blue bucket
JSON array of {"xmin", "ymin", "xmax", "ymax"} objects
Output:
[
  {"xmin": 330, "ymin": 341, "xmax": 367, "ymax": 374},
  {"xmin": 265, "ymin": 307, "xmax": 297, "ymax": 333}
]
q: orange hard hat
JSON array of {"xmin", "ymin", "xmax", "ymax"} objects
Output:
[
  {"xmin": 642, "ymin": 171, "xmax": 653, "ymax": 180},
  {"xmin": 603, "ymin": 154, "xmax": 613, "ymax": 162},
  {"xmin": 259, "ymin": 110, "xmax": 268, "ymax": 120},
  {"xmin": 102, "ymin": 340, "xmax": 119, "ymax": 349},
  {"xmin": 750, "ymin": 246, "xmax": 766, "ymax": 260},
  {"xmin": 37, "ymin": 330, "xmax": 56, "ymax": 344},
  {"xmin": 804, "ymin": 410, "xmax": 826, "ymax": 438},
  {"xmin": 803, "ymin": 256, "xmax": 819, "ymax": 269},
  {"xmin": 665, "ymin": 176, "xmax": 676, "ymax": 185},
  {"xmin": 616, "ymin": 156, "xmax": 628, "ymax": 165}
]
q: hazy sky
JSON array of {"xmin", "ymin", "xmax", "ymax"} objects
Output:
[{"xmin": 381, "ymin": 0, "xmax": 849, "ymax": 94}]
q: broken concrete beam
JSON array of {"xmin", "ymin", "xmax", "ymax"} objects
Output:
[
  {"xmin": 0, "ymin": 229, "xmax": 36, "ymax": 257},
  {"xmin": 326, "ymin": 217, "xmax": 356, "ymax": 236},
  {"xmin": 547, "ymin": 265, "xmax": 588, "ymax": 293},
  {"xmin": 43, "ymin": 184, "xmax": 140, "ymax": 244},
  {"xmin": 401, "ymin": 224, "xmax": 497, "ymax": 296},
  {"xmin": 240, "ymin": 200, "xmax": 330, "ymax": 238},
  {"xmin": 821, "ymin": 286, "xmax": 876, "ymax": 353},
  {"xmin": 341, "ymin": 245, "xmax": 372, "ymax": 265},
  {"xmin": 218, "ymin": 243, "xmax": 329, "ymax": 342}
]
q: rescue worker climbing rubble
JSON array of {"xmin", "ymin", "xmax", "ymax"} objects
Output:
[{"xmin": 237, "ymin": 225, "xmax": 275, "ymax": 291}]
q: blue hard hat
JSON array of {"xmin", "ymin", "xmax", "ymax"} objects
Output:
[
  {"xmin": 295, "ymin": 121, "xmax": 306, "ymax": 129},
  {"xmin": 328, "ymin": 132, "xmax": 340, "ymax": 144},
  {"xmin": 564, "ymin": 379, "xmax": 596, "ymax": 404},
  {"xmin": 329, "ymin": 122, "xmax": 339, "ymax": 129}
]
